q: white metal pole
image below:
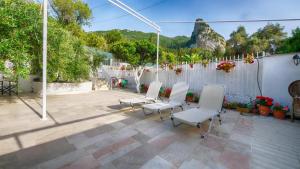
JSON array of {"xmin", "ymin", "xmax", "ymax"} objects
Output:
[
  {"xmin": 42, "ymin": 0, "xmax": 48, "ymax": 120},
  {"xmin": 156, "ymin": 31, "xmax": 160, "ymax": 81}
]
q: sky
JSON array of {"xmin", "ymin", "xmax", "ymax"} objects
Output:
[{"xmin": 83, "ymin": 0, "xmax": 300, "ymax": 39}]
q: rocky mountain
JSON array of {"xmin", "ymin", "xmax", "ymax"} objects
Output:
[{"xmin": 188, "ymin": 18, "xmax": 226, "ymax": 52}]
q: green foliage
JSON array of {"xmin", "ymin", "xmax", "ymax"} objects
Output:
[
  {"xmin": 0, "ymin": 0, "xmax": 96, "ymax": 83},
  {"xmin": 277, "ymin": 27, "xmax": 300, "ymax": 53},
  {"xmin": 248, "ymin": 23, "xmax": 287, "ymax": 54},
  {"xmin": 51, "ymin": 0, "xmax": 92, "ymax": 26},
  {"xmin": 110, "ymin": 40, "xmax": 157, "ymax": 67},
  {"xmin": 96, "ymin": 29, "xmax": 189, "ymax": 49},
  {"xmin": 85, "ymin": 33, "xmax": 107, "ymax": 50},
  {"xmin": 85, "ymin": 47, "xmax": 105, "ymax": 76},
  {"xmin": 161, "ymin": 51, "xmax": 176, "ymax": 64},
  {"xmin": 39, "ymin": 22, "xmax": 90, "ymax": 82},
  {"xmin": 0, "ymin": 0, "xmax": 40, "ymax": 79},
  {"xmin": 226, "ymin": 26, "xmax": 248, "ymax": 56},
  {"xmin": 103, "ymin": 30, "xmax": 124, "ymax": 44}
]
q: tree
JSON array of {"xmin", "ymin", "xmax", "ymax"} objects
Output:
[
  {"xmin": 277, "ymin": 27, "xmax": 300, "ymax": 53},
  {"xmin": 249, "ymin": 23, "xmax": 287, "ymax": 54},
  {"xmin": 86, "ymin": 33, "xmax": 107, "ymax": 50},
  {"xmin": 51, "ymin": 0, "xmax": 92, "ymax": 26},
  {"xmin": 0, "ymin": 0, "xmax": 41, "ymax": 79},
  {"xmin": 105, "ymin": 30, "xmax": 123, "ymax": 44},
  {"xmin": 86, "ymin": 47, "xmax": 105, "ymax": 90},
  {"xmin": 226, "ymin": 26, "xmax": 248, "ymax": 56},
  {"xmin": 110, "ymin": 40, "xmax": 157, "ymax": 93}
]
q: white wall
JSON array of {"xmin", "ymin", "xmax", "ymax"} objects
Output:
[{"xmin": 262, "ymin": 53, "xmax": 300, "ymax": 109}]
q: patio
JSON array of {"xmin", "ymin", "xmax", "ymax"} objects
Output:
[{"xmin": 0, "ymin": 90, "xmax": 299, "ymax": 169}]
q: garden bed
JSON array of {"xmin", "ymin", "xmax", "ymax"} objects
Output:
[{"xmin": 33, "ymin": 81, "xmax": 92, "ymax": 95}]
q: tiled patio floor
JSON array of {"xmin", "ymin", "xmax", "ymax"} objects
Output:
[{"xmin": 0, "ymin": 90, "xmax": 300, "ymax": 169}]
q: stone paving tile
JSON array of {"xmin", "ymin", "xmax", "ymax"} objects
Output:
[
  {"xmin": 200, "ymin": 135, "xmax": 227, "ymax": 152},
  {"xmin": 93, "ymin": 137, "xmax": 142, "ymax": 165},
  {"xmin": 0, "ymin": 153, "xmax": 18, "ymax": 169},
  {"xmin": 225, "ymin": 139, "xmax": 251, "ymax": 156},
  {"xmin": 15, "ymin": 138, "xmax": 76, "ymax": 169},
  {"xmin": 179, "ymin": 159, "xmax": 210, "ymax": 169},
  {"xmin": 33, "ymin": 149, "xmax": 88, "ymax": 169},
  {"xmin": 59, "ymin": 154, "xmax": 99, "ymax": 169},
  {"xmin": 112, "ymin": 143, "xmax": 159, "ymax": 169},
  {"xmin": 219, "ymin": 149, "xmax": 250, "ymax": 169},
  {"xmin": 159, "ymin": 141, "xmax": 198, "ymax": 167},
  {"xmin": 189, "ymin": 144, "xmax": 222, "ymax": 168},
  {"xmin": 132, "ymin": 132, "xmax": 151, "ymax": 144},
  {"xmin": 140, "ymin": 156, "xmax": 176, "ymax": 169},
  {"xmin": 83, "ymin": 125, "xmax": 115, "ymax": 138}
]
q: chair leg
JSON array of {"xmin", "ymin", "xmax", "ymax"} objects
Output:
[
  {"xmin": 201, "ymin": 117, "xmax": 214, "ymax": 139},
  {"xmin": 158, "ymin": 110, "xmax": 164, "ymax": 121},
  {"xmin": 217, "ymin": 113, "xmax": 222, "ymax": 125},
  {"xmin": 179, "ymin": 105, "xmax": 184, "ymax": 111},
  {"xmin": 170, "ymin": 116, "xmax": 182, "ymax": 127}
]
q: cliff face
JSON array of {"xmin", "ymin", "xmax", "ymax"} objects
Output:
[{"xmin": 188, "ymin": 18, "xmax": 226, "ymax": 52}]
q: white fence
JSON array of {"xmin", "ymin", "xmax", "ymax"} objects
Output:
[
  {"xmin": 99, "ymin": 53, "xmax": 300, "ymax": 107},
  {"xmin": 141, "ymin": 59, "xmax": 262, "ymax": 103}
]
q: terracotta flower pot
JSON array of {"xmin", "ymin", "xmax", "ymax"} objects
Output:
[
  {"xmin": 186, "ymin": 96, "xmax": 194, "ymax": 102},
  {"xmin": 259, "ymin": 105, "xmax": 271, "ymax": 116},
  {"xmin": 273, "ymin": 110, "xmax": 285, "ymax": 119}
]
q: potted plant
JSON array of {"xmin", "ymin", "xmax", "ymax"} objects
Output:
[
  {"xmin": 244, "ymin": 54, "xmax": 255, "ymax": 64},
  {"xmin": 175, "ymin": 67, "xmax": 183, "ymax": 75},
  {"xmin": 186, "ymin": 91, "xmax": 194, "ymax": 102},
  {"xmin": 159, "ymin": 87, "xmax": 165, "ymax": 97},
  {"xmin": 201, "ymin": 59, "xmax": 209, "ymax": 68},
  {"xmin": 256, "ymin": 96, "xmax": 273, "ymax": 116},
  {"xmin": 120, "ymin": 65, "xmax": 126, "ymax": 71},
  {"xmin": 216, "ymin": 61, "xmax": 236, "ymax": 73},
  {"xmin": 237, "ymin": 103, "xmax": 250, "ymax": 115},
  {"xmin": 164, "ymin": 87, "xmax": 172, "ymax": 98},
  {"xmin": 140, "ymin": 84, "xmax": 149, "ymax": 93},
  {"xmin": 272, "ymin": 103, "xmax": 289, "ymax": 119}
]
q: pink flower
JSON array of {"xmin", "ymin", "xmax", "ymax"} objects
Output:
[{"xmin": 283, "ymin": 106, "xmax": 289, "ymax": 111}]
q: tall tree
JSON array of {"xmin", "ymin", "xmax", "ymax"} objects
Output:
[
  {"xmin": 104, "ymin": 30, "xmax": 123, "ymax": 45},
  {"xmin": 86, "ymin": 33, "xmax": 107, "ymax": 50},
  {"xmin": 226, "ymin": 26, "xmax": 248, "ymax": 56},
  {"xmin": 248, "ymin": 23, "xmax": 287, "ymax": 54},
  {"xmin": 110, "ymin": 40, "xmax": 157, "ymax": 93},
  {"xmin": 277, "ymin": 27, "xmax": 300, "ymax": 53},
  {"xmin": 51, "ymin": 0, "xmax": 92, "ymax": 26}
]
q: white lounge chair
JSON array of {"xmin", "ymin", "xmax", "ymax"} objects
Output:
[
  {"xmin": 170, "ymin": 84, "xmax": 225, "ymax": 138},
  {"xmin": 142, "ymin": 82, "xmax": 189, "ymax": 120},
  {"xmin": 119, "ymin": 81, "xmax": 162, "ymax": 108}
]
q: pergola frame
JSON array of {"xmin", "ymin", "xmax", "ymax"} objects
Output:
[{"xmin": 41, "ymin": 0, "xmax": 161, "ymax": 120}]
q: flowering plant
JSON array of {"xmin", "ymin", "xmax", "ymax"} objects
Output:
[
  {"xmin": 216, "ymin": 61, "xmax": 235, "ymax": 73},
  {"xmin": 165, "ymin": 87, "xmax": 172, "ymax": 98},
  {"xmin": 273, "ymin": 103, "xmax": 289, "ymax": 113},
  {"xmin": 256, "ymin": 96, "xmax": 273, "ymax": 107},
  {"xmin": 120, "ymin": 65, "xmax": 126, "ymax": 71},
  {"xmin": 175, "ymin": 67, "xmax": 183, "ymax": 75},
  {"xmin": 244, "ymin": 54, "xmax": 255, "ymax": 64},
  {"xmin": 201, "ymin": 59, "xmax": 209, "ymax": 67}
]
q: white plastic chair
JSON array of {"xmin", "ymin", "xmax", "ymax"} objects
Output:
[
  {"xmin": 171, "ymin": 84, "xmax": 225, "ymax": 138},
  {"xmin": 119, "ymin": 81, "xmax": 162, "ymax": 107},
  {"xmin": 142, "ymin": 82, "xmax": 189, "ymax": 120}
]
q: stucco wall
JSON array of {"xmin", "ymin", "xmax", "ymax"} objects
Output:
[{"xmin": 262, "ymin": 53, "xmax": 300, "ymax": 109}]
